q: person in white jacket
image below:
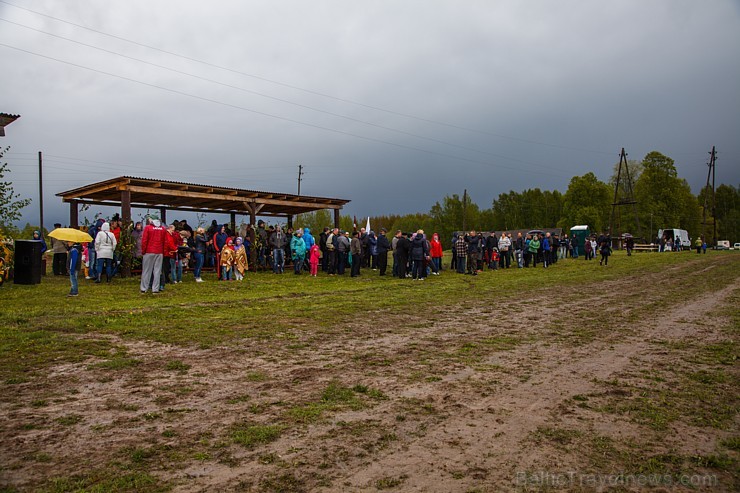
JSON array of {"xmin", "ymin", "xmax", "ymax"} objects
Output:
[
  {"xmin": 498, "ymin": 233, "xmax": 512, "ymax": 269},
  {"xmin": 94, "ymin": 222, "xmax": 117, "ymax": 283}
]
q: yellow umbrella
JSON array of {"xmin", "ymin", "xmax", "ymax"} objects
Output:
[{"xmin": 48, "ymin": 228, "xmax": 93, "ymax": 243}]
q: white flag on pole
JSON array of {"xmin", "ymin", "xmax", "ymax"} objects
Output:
[{"xmin": 365, "ymin": 217, "xmax": 371, "ymax": 233}]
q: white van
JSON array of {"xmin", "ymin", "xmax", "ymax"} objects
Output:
[{"xmin": 658, "ymin": 228, "xmax": 691, "ymax": 249}]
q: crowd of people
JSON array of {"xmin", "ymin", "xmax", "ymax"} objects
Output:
[
  {"xmin": 450, "ymin": 230, "xmax": 614, "ymax": 273},
  {"xmin": 49, "ymin": 214, "xmax": 623, "ymax": 296},
  {"xmin": 130, "ymin": 219, "xmax": 618, "ymax": 291}
]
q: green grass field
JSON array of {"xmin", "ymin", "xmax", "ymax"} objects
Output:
[
  {"xmin": 0, "ymin": 250, "xmax": 738, "ymax": 492},
  {"xmin": 0, "ymin": 250, "xmax": 719, "ymax": 375}
]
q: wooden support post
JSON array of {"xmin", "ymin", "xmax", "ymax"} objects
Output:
[
  {"xmin": 160, "ymin": 208, "xmax": 167, "ymax": 225},
  {"xmin": 245, "ymin": 203, "xmax": 256, "ymax": 226},
  {"xmin": 230, "ymin": 212, "xmax": 236, "ymax": 235},
  {"xmin": 287, "ymin": 215, "xmax": 293, "ymax": 229},
  {"xmin": 120, "ymin": 190, "xmax": 132, "ymax": 278},
  {"xmin": 69, "ymin": 200, "xmax": 79, "ymax": 229},
  {"xmin": 334, "ymin": 209, "xmax": 340, "ymax": 229},
  {"xmin": 249, "ymin": 202, "xmax": 265, "ymax": 226},
  {"xmin": 121, "ymin": 190, "xmax": 131, "ymax": 224}
]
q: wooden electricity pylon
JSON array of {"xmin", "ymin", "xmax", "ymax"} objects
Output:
[
  {"xmin": 609, "ymin": 148, "xmax": 641, "ymax": 240},
  {"xmin": 701, "ymin": 146, "xmax": 717, "ymax": 246}
]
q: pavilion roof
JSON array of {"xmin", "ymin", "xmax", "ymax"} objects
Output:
[{"xmin": 56, "ymin": 176, "xmax": 349, "ymax": 217}]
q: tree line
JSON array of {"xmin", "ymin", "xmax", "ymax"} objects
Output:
[
  {"xmin": 2, "ymin": 149, "xmax": 738, "ymax": 247},
  {"xmin": 297, "ymin": 151, "xmax": 738, "ymax": 247}
]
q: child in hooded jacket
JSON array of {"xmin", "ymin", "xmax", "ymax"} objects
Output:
[
  {"xmin": 81, "ymin": 243, "xmax": 89, "ymax": 278},
  {"xmin": 489, "ymin": 248, "xmax": 500, "ymax": 270},
  {"xmin": 220, "ymin": 238, "xmax": 235, "ymax": 280},
  {"xmin": 309, "ymin": 243, "xmax": 320, "ymax": 277}
]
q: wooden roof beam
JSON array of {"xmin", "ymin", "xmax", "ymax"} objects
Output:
[
  {"xmin": 60, "ymin": 181, "xmax": 121, "ymax": 199},
  {"xmin": 125, "ymin": 185, "xmax": 342, "ymax": 210},
  {"xmin": 127, "ymin": 185, "xmax": 249, "ymax": 203}
]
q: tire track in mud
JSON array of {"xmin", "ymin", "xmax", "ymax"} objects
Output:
[
  {"xmin": 2, "ymin": 255, "xmax": 737, "ymax": 492},
  {"xmin": 170, "ymin": 256, "xmax": 738, "ymax": 491},
  {"xmin": 132, "ymin": 256, "xmax": 740, "ymax": 492},
  {"xmin": 333, "ymin": 268, "xmax": 739, "ymax": 492}
]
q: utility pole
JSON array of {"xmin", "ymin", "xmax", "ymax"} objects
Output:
[
  {"xmin": 701, "ymin": 146, "xmax": 717, "ymax": 246},
  {"xmin": 462, "ymin": 189, "xmax": 467, "ymax": 232},
  {"xmin": 712, "ymin": 147, "xmax": 717, "ymax": 247},
  {"xmin": 297, "ymin": 164, "xmax": 304, "ymax": 196},
  {"xmin": 38, "ymin": 151, "xmax": 44, "ymax": 236}
]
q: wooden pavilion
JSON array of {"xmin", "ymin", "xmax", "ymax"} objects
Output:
[{"xmin": 57, "ymin": 176, "xmax": 349, "ymax": 229}]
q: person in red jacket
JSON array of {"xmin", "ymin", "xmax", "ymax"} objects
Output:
[
  {"xmin": 110, "ymin": 218, "xmax": 123, "ymax": 277},
  {"xmin": 110, "ymin": 219, "xmax": 122, "ymax": 242},
  {"xmin": 429, "ymin": 232, "xmax": 443, "ymax": 275},
  {"xmin": 140, "ymin": 218, "xmax": 167, "ymax": 294},
  {"xmin": 163, "ymin": 224, "xmax": 179, "ymax": 284}
]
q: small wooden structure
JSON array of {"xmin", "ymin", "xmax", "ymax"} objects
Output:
[
  {"xmin": 57, "ymin": 176, "xmax": 349, "ymax": 229},
  {"xmin": 632, "ymin": 244, "xmax": 658, "ymax": 252}
]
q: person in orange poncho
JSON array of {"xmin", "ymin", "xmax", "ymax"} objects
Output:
[
  {"xmin": 220, "ymin": 237, "xmax": 235, "ymax": 281},
  {"xmin": 234, "ymin": 237, "xmax": 248, "ymax": 281}
]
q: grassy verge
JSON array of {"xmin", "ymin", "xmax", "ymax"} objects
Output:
[{"xmin": 2, "ymin": 251, "xmax": 731, "ymax": 383}]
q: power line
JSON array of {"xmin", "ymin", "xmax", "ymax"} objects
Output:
[
  {"xmin": 0, "ymin": 17, "xmax": 579, "ymax": 175},
  {"xmin": 4, "ymin": 157, "xmax": 299, "ymax": 189},
  {"xmin": 5, "ymin": 156, "xmax": 291, "ymax": 178},
  {"xmin": 7, "ymin": 156, "xmax": 372, "ymax": 172},
  {"xmin": 0, "ymin": 41, "xmax": 571, "ymax": 179},
  {"xmin": 9, "ymin": 153, "xmax": 328, "ymax": 188},
  {"xmin": 45, "ymin": 154, "xmax": 292, "ymax": 174},
  {"xmin": 0, "ymin": 0, "xmax": 614, "ymax": 157}
]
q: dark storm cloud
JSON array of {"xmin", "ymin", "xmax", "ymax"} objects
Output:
[{"xmin": 1, "ymin": 0, "xmax": 738, "ymax": 227}]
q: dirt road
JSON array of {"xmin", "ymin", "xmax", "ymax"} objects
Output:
[{"xmin": 2, "ymin": 255, "xmax": 738, "ymax": 492}]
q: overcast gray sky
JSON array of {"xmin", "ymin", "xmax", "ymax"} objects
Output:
[{"xmin": 2, "ymin": 0, "xmax": 739, "ymax": 228}]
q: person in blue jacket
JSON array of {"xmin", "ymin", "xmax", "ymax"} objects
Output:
[
  {"xmin": 367, "ymin": 231, "xmax": 378, "ymax": 269},
  {"xmin": 301, "ymin": 227, "xmax": 315, "ymax": 271},
  {"xmin": 302, "ymin": 227, "xmax": 315, "ymax": 250},
  {"xmin": 32, "ymin": 230, "xmax": 47, "ymax": 253},
  {"xmin": 67, "ymin": 241, "xmax": 81, "ymax": 296},
  {"xmin": 542, "ymin": 233, "xmax": 551, "ymax": 268}
]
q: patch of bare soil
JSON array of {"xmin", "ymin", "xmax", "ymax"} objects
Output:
[{"xmin": 1, "ymin": 257, "xmax": 738, "ymax": 492}]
